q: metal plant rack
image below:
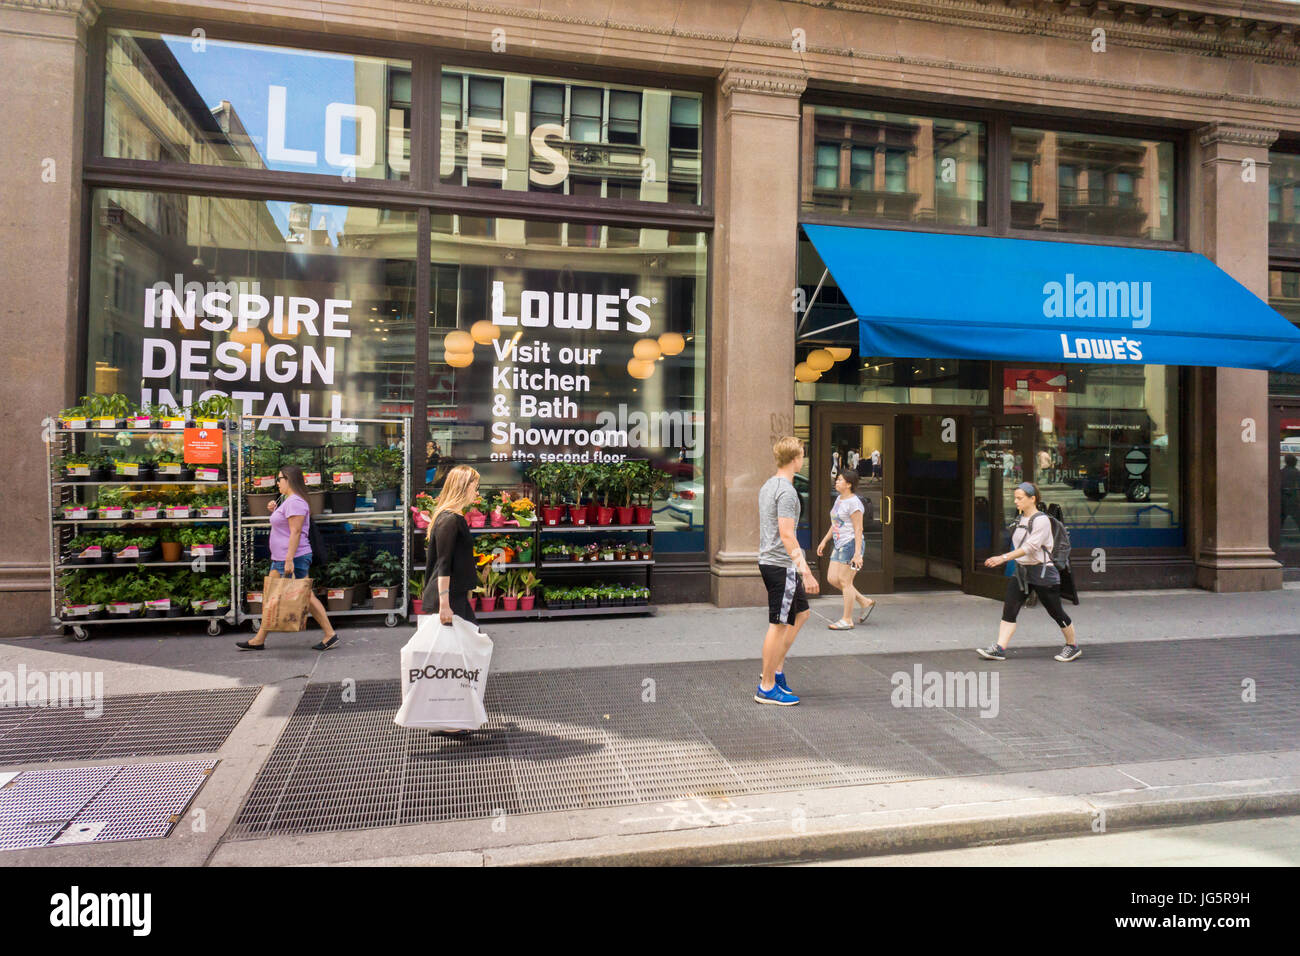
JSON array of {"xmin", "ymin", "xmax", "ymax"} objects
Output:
[
  {"xmin": 46, "ymin": 422, "xmax": 237, "ymax": 640},
  {"xmin": 235, "ymin": 414, "xmax": 410, "ymax": 631}
]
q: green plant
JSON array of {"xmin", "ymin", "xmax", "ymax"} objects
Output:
[
  {"xmin": 324, "ymin": 437, "xmax": 361, "ymax": 479},
  {"xmin": 61, "ymin": 452, "xmax": 93, "ymax": 467},
  {"xmin": 325, "ymin": 554, "xmax": 367, "ymax": 589},
  {"xmin": 358, "ymin": 447, "xmax": 403, "ymax": 494},
  {"xmin": 153, "ymin": 404, "xmax": 184, "ymax": 420},
  {"xmin": 368, "ymin": 550, "xmax": 403, "ymax": 588},
  {"xmin": 245, "ymin": 433, "xmax": 283, "ymax": 478},
  {"xmin": 279, "ymin": 447, "xmax": 317, "ymax": 471},
  {"xmin": 518, "ymin": 570, "xmax": 540, "ymax": 597},
  {"xmin": 99, "ymin": 533, "xmax": 127, "ymax": 552},
  {"xmin": 123, "ymin": 534, "xmax": 158, "ymax": 549},
  {"xmin": 83, "ymin": 393, "xmax": 136, "ymax": 421},
  {"xmin": 645, "ymin": 466, "xmax": 674, "ymax": 506},
  {"xmin": 409, "ymin": 574, "xmax": 425, "ymax": 596},
  {"xmin": 92, "ymin": 487, "xmax": 128, "ymax": 508},
  {"xmin": 191, "ymin": 395, "xmax": 236, "ymax": 421},
  {"xmin": 59, "ymin": 401, "xmax": 89, "ymax": 420},
  {"xmin": 618, "ymin": 459, "xmax": 650, "ymax": 508},
  {"xmin": 193, "ymin": 489, "xmax": 228, "ymax": 509}
]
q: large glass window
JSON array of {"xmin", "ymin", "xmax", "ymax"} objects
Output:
[
  {"xmin": 1004, "ymin": 365, "xmax": 1182, "ymax": 548},
  {"xmin": 1270, "ymin": 269, "xmax": 1300, "ymax": 397},
  {"xmin": 1270, "ymin": 150, "xmax": 1300, "ymax": 251},
  {"xmin": 425, "ymin": 217, "xmax": 707, "ymax": 551},
  {"xmin": 439, "ymin": 66, "xmax": 704, "ymax": 206},
  {"xmin": 1010, "ymin": 128, "xmax": 1175, "ymax": 240},
  {"xmin": 801, "ymin": 105, "xmax": 986, "ymax": 227},
  {"xmin": 86, "ymin": 188, "xmax": 417, "ymax": 427},
  {"xmin": 104, "ymin": 30, "xmax": 411, "ymax": 181}
]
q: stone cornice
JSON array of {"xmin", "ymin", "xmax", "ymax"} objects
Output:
[
  {"xmin": 0, "ymin": 0, "xmax": 100, "ymax": 28},
  {"xmin": 720, "ymin": 67, "xmax": 809, "ymax": 99},
  {"xmin": 1197, "ymin": 122, "xmax": 1280, "ymax": 149}
]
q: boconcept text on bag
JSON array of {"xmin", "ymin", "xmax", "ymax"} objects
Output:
[{"xmin": 394, "ymin": 614, "xmax": 493, "ymax": 731}]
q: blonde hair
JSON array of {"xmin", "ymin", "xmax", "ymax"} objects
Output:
[
  {"xmin": 773, "ymin": 436, "xmax": 804, "ymax": 468},
  {"xmin": 428, "ymin": 465, "xmax": 481, "ymax": 537}
]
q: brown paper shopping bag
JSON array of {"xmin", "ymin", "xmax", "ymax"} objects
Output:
[{"xmin": 261, "ymin": 574, "xmax": 313, "ymax": 632}]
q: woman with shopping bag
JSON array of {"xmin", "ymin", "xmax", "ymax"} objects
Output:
[
  {"xmin": 421, "ymin": 465, "xmax": 481, "ymax": 626},
  {"xmin": 236, "ymin": 465, "xmax": 339, "ymax": 651}
]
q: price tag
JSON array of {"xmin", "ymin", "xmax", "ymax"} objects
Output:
[
  {"xmin": 371, "ymin": 587, "xmax": 390, "ymax": 599},
  {"xmin": 158, "ymin": 463, "xmax": 183, "ymax": 476},
  {"xmin": 114, "ymin": 462, "xmax": 139, "ymax": 477},
  {"xmin": 166, "ymin": 507, "xmax": 191, "ymax": 518},
  {"xmin": 196, "ymin": 419, "xmax": 220, "ymax": 429},
  {"xmin": 66, "ymin": 464, "xmax": 90, "ymax": 477},
  {"xmin": 331, "ymin": 472, "xmax": 354, "ymax": 485},
  {"xmin": 161, "ymin": 418, "xmax": 186, "ymax": 430},
  {"xmin": 93, "ymin": 417, "xmax": 118, "ymax": 429},
  {"xmin": 136, "ymin": 508, "xmax": 160, "ymax": 519},
  {"xmin": 196, "ymin": 467, "xmax": 220, "ymax": 481},
  {"xmin": 191, "ymin": 544, "xmax": 215, "ymax": 557},
  {"xmin": 327, "ymin": 588, "xmax": 345, "ymax": 600},
  {"xmin": 146, "ymin": 599, "xmax": 171, "ymax": 611},
  {"xmin": 200, "ymin": 507, "xmax": 225, "ymax": 518},
  {"xmin": 129, "ymin": 417, "xmax": 153, "ymax": 428},
  {"xmin": 246, "ymin": 591, "xmax": 263, "ymax": 603},
  {"xmin": 116, "ymin": 546, "xmax": 139, "ymax": 559},
  {"xmin": 100, "ymin": 507, "xmax": 126, "ymax": 519},
  {"xmin": 304, "ymin": 472, "xmax": 322, "ymax": 486},
  {"xmin": 78, "ymin": 546, "xmax": 102, "ymax": 560},
  {"xmin": 64, "ymin": 507, "xmax": 91, "ymax": 519},
  {"xmin": 62, "ymin": 418, "xmax": 87, "ymax": 430},
  {"xmin": 253, "ymin": 475, "xmax": 276, "ymax": 489},
  {"xmin": 65, "ymin": 604, "xmax": 90, "ymax": 617}
]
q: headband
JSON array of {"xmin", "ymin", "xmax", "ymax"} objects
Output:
[{"xmin": 1017, "ymin": 482, "xmax": 1036, "ymax": 496}]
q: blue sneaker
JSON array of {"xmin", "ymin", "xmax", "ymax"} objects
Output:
[
  {"xmin": 754, "ymin": 682, "xmax": 800, "ymax": 706},
  {"xmin": 775, "ymin": 671, "xmax": 793, "ymax": 694}
]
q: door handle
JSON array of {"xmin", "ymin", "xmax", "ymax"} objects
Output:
[{"xmin": 883, "ymin": 495, "xmax": 893, "ymax": 526}]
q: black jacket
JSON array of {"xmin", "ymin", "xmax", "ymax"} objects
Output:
[{"xmin": 422, "ymin": 511, "xmax": 477, "ymax": 604}]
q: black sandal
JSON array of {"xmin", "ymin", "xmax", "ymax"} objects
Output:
[
  {"xmin": 311, "ymin": 634, "xmax": 339, "ymax": 651},
  {"xmin": 235, "ymin": 640, "xmax": 265, "ymax": 651}
]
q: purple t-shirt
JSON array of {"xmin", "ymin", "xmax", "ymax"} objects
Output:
[{"xmin": 268, "ymin": 494, "xmax": 312, "ymax": 560}]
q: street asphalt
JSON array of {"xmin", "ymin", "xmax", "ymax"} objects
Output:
[{"xmin": 0, "ymin": 584, "xmax": 1297, "ymax": 866}]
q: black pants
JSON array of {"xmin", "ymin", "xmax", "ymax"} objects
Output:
[
  {"xmin": 427, "ymin": 589, "xmax": 476, "ymax": 624},
  {"xmin": 1002, "ymin": 577, "xmax": 1072, "ymax": 629}
]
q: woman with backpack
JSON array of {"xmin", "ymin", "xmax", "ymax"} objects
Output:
[{"xmin": 976, "ymin": 481, "xmax": 1080, "ymax": 662}]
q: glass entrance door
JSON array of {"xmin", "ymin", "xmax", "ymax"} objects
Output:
[
  {"xmin": 965, "ymin": 415, "xmax": 1035, "ymax": 599},
  {"xmin": 1271, "ymin": 402, "xmax": 1300, "ymax": 568},
  {"xmin": 813, "ymin": 408, "xmax": 894, "ymax": 595}
]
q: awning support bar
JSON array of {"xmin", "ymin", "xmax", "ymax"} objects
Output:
[
  {"xmin": 794, "ymin": 268, "xmax": 828, "ymax": 335},
  {"xmin": 797, "ymin": 316, "xmax": 860, "ymax": 340}
]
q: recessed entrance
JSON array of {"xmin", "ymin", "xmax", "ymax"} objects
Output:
[{"xmin": 811, "ymin": 404, "xmax": 1035, "ymax": 597}]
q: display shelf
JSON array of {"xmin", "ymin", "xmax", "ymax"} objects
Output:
[
  {"xmin": 541, "ymin": 605, "xmax": 655, "ymax": 617},
  {"xmin": 539, "ymin": 559, "xmax": 653, "ymax": 569},
  {"xmin": 414, "ymin": 562, "xmax": 536, "ymax": 570},
  {"xmin": 53, "ymin": 517, "xmax": 231, "ymax": 525},
  {"xmin": 241, "ymin": 509, "xmax": 404, "ymax": 524},
  {"xmin": 467, "ymin": 525, "xmax": 534, "ymax": 535},
  {"xmin": 539, "ymin": 524, "xmax": 656, "ymax": 533},
  {"xmin": 53, "ymin": 480, "xmax": 229, "ymax": 487},
  {"xmin": 60, "ymin": 561, "xmax": 230, "ymax": 570}
]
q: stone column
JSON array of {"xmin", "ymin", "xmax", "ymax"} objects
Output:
[
  {"xmin": 0, "ymin": 0, "xmax": 97, "ymax": 636},
  {"xmin": 1191, "ymin": 122, "xmax": 1282, "ymax": 592},
  {"xmin": 709, "ymin": 67, "xmax": 807, "ymax": 607}
]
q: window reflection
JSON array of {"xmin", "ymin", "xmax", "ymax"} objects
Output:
[
  {"xmin": 1270, "ymin": 151, "xmax": 1300, "ymax": 250},
  {"xmin": 1270, "ymin": 270, "xmax": 1300, "ymax": 396},
  {"xmin": 1010, "ymin": 128, "xmax": 1175, "ymax": 240},
  {"xmin": 801, "ymin": 106, "xmax": 986, "ymax": 227}
]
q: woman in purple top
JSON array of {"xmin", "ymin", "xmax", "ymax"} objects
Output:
[{"xmin": 237, "ymin": 464, "xmax": 338, "ymax": 651}]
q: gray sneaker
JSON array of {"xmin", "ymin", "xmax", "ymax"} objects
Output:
[
  {"xmin": 976, "ymin": 644, "xmax": 1006, "ymax": 661},
  {"xmin": 1054, "ymin": 643, "xmax": 1082, "ymax": 662}
]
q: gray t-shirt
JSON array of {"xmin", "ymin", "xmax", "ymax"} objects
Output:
[{"xmin": 758, "ymin": 474, "xmax": 801, "ymax": 568}]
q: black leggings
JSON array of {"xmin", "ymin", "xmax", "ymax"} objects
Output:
[
  {"xmin": 427, "ymin": 589, "xmax": 477, "ymax": 624},
  {"xmin": 1002, "ymin": 577, "xmax": 1072, "ymax": 629}
]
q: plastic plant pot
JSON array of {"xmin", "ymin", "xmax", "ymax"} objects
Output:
[
  {"xmin": 634, "ymin": 506, "xmax": 653, "ymax": 525},
  {"xmin": 480, "ymin": 596, "xmax": 498, "ymax": 612},
  {"xmin": 568, "ymin": 505, "xmax": 587, "ymax": 526},
  {"xmin": 160, "ymin": 541, "xmax": 182, "ymax": 563},
  {"xmin": 327, "ymin": 489, "xmax": 357, "ymax": 514},
  {"xmin": 520, "ymin": 595, "xmax": 535, "ymax": 611},
  {"xmin": 466, "ymin": 510, "xmax": 487, "ymax": 528},
  {"xmin": 325, "ymin": 586, "xmax": 355, "ymax": 612},
  {"xmin": 247, "ymin": 492, "xmax": 277, "ymax": 515},
  {"xmin": 501, "ymin": 596, "xmax": 519, "ymax": 611},
  {"xmin": 373, "ymin": 488, "xmax": 398, "ymax": 511},
  {"xmin": 596, "ymin": 506, "xmax": 614, "ymax": 526},
  {"xmin": 411, "ymin": 598, "xmax": 423, "ymax": 616},
  {"xmin": 616, "ymin": 506, "xmax": 635, "ymax": 525},
  {"xmin": 542, "ymin": 506, "xmax": 563, "ymax": 526},
  {"xmin": 369, "ymin": 586, "xmax": 398, "ymax": 610},
  {"xmin": 306, "ymin": 490, "xmax": 327, "ymax": 516}
]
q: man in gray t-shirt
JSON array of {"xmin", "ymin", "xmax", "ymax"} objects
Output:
[{"xmin": 755, "ymin": 437, "xmax": 820, "ymax": 706}]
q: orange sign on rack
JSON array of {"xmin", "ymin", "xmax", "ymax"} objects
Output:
[{"xmin": 184, "ymin": 428, "xmax": 223, "ymax": 464}]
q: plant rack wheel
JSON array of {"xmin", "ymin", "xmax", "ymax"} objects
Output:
[
  {"xmin": 207, "ymin": 619, "xmax": 223, "ymax": 636},
  {"xmin": 72, "ymin": 626, "xmax": 89, "ymax": 641}
]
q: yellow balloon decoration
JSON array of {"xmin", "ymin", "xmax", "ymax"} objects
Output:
[
  {"xmin": 658, "ymin": 332, "xmax": 686, "ymax": 356},
  {"xmin": 627, "ymin": 358, "xmax": 655, "ymax": 380},
  {"xmin": 827, "ymin": 347, "xmax": 852, "ymax": 362},
  {"xmin": 794, "ymin": 362, "xmax": 821, "ymax": 383},
  {"xmin": 444, "ymin": 330, "xmax": 474, "ymax": 353},
  {"xmin": 445, "ymin": 351, "xmax": 474, "ymax": 368},
  {"xmin": 632, "ymin": 338, "xmax": 662, "ymax": 361},
  {"xmin": 470, "ymin": 320, "xmax": 500, "ymax": 345},
  {"xmin": 806, "ymin": 349, "xmax": 834, "ymax": 372}
]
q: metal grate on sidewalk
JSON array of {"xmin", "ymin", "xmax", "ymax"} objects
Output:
[
  {"xmin": 228, "ymin": 635, "xmax": 1300, "ymax": 839},
  {"xmin": 0, "ymin": 687, "xmax": 260, "ymax": 764},
  {"xmin": 0, "ymin": 760, "xmax": 217, "ymax": 851}
]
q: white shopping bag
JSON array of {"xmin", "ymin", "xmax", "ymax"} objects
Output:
[{"xmin": 394, "ymin": 614, "xmax": 493, "ymax": 731}]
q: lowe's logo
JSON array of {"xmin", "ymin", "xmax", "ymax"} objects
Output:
[
  {"xmin": 1059, "ymin": 334, "xmax": 1143, "ymax": 361},
  {"xmin": 407, "ymin": 666, "xmax": 481, "ymax": 685},
  {"xmin": 1042, "ymin": 273, "xmax": 1151, "ymax": 328}
]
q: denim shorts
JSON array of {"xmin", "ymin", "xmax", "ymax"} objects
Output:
[
  {"xmin": 831, "ymin": 542, "xmax": 856, "ymax": 563},
  {"xmin": 271, "ymin": 554, "xmax": 312, "ymax": 577}
]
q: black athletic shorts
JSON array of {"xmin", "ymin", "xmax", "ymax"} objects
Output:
[{"xmin": 760, "ymin": 563, "xmax": 809, "ymax": 626}]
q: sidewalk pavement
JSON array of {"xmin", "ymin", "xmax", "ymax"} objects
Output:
[{"xmin": 1, "ymin": 585, "xmax": 1298, "ymax": 866}]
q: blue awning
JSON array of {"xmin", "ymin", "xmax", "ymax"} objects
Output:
[{"xmin": 803, "ymin": 224, "xmax": 1300, "ymax": 372}]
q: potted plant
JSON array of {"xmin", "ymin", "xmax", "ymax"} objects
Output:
[
  {"xmin": 613, "ymin": 460, "xmax": 644, "ymax": 525},
  {"xmin": 614, "ymin": 543, "xmax": 627, "ymax": 561},
  {"xmin": 367, "ymin": 550, "xmax": 403, "ymax": 609},
  {"xmin": 92, "ymin": 487, "xmax": 130, "ymax": 520},
  {"xmin": 324, "ymin": 554, "xmax": 365, "ymax": 611},
  {"xmin": 193, "ymin": 574, "xmax": 232, "ymax": 616},
  {"xmin": 163, "ymin": 489, "xmax": 194, "ymax": 519},
  {"xmin": 511, "ymin": 534, "xmax": 534, "ymax": 564},
  {"xmin": 194, "ymin": 488, "xmax": 228, "ymax": 518},
  {"xmin": 58, "ymin": 400, "xmax": 89, "ymax": 430},
  {"xmin": 501, "ymin": 569, "xmax": 520, "ymax": 612},
  {"xmin": 61, "ymin": 572, "xmax": 109, "ymax": 619},
  {"xmin": 518, "ymin": 570, "xmax": 540, "ymax": 611},
  {"xmin": 154, "ymin": 403, "xmax": 188, "ymax": 431},
  {"xmin": 191, "ymin": 394, "xmax": 235, "ymax": 429},
  {"xmin": 600, "ymin": 542, "xmax": 615, "ymax": 562},
  {"xmin": 529, "ymin": 463, "xmax": 564, "ymax": 526},
  {"xmin": 61, "ymin": 499, "xmax": 95, "ymax": 521},
  {"xmin": 115, "ymin": 534, "xmax": 158, "ymax": 563},
  {"xmin": 512, "ymin": 496, "xmax": 536, "ymax": 528},
  {"xmin": 489, "ymin": 490, "xmax": 511, "ymax": 528},
  {"xmin": 85, "ymin": 393, "xmax": 134, "ymax": 430},
  {"xmin": 106, "ymin": 573, "xmax": 149, "ymax": 617},
  {"xmin": 246, "ymin": 558, "xmax": 272, "ymax": 613},
  {"xmin": 133, "ymin": 497, "xmax": 163, "ymax": 520},
  {"xmin": 61, "ymin": 452, "xmax": 94, "ymax": 482},
  {"xmin": 476, "ymin": 566, "xmax": 502, "ymax": 612},
  {"xmin": 590, "ymin": 462, "xmax": 615, "ymax": 526},
  {"xmin": 65, "ymin": 533, "xmax": 106, "ymax": 565},
  {"xmin": 155, "ymin": 445, "xmax": 193, "ymax": 481},
  {"xmin": 325, "ymin": 437, "xmax": 360, "ymax": 514},
  {"xmin": 359, "ymin": 447, "xmax": 402, "ymax": 511},
  {"xmin": 565, "ymin": 463, "xmax": 592, "ymax": 526},
  {"xmin": 159, "ymin": 529, "xmax": 182, "ymax": 563},
  {"xmin": 142, "ymin": 572, "xmax": 171, "ymax": 618},
  {"xmin": 128, "ymin": 403, "xmax": 156, "ymax": 430},
  {"xmin": 464, "ymin": 492, "xmax": 487, "ymax": 528},
  {"xmin": 409, "ymin": 576, "xmax": 425, "ymax": 616},
  {"xmin": 245, "ymin": 433, "xmax": 282, "ymax": 509},
  {"xmin": 643, "ymin": 466, "xmax": 673, "ymax": 526}
]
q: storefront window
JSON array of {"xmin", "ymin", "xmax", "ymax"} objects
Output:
[
  {"xmin": 1010, "ymin": 128, "xmax": 1175, "ymax": 240},
  {"xmin": 104, "ymin": 30, "xmax": 411, "ymax": 181},
  {"xmin": 801, "ymin": 105, "xmax": 986, "ymax": 227},
  {"xmin": 424, "ymin": 216, "xmax": 707, "ymax": 551},
  {"xmin": 1270, "ymin": 150, "xmax": 1300, "ymax": 251},
  {"xmin": 1004, "ymin": 365, "xmax": 1182, "ymax": 548},
  {"xmin": 438, "ymin": 67, "xmax": 704, "ymax": 206},
  {"xmin": 1270, "ymin": 269, "xmax": 1300, "ymax": 396},
  {"xmin": 86, "ymin": 188, "xmax": 417, "ymax": 428}
]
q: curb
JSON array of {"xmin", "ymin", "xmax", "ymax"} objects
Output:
[{"xmin": 488, "ymin": 786, "xmax": 1300, "ymax": 867}]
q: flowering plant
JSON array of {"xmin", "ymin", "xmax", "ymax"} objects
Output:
[{"xmin": 463, "ymin": 494, "xmax": 486, "ymax": 515}]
